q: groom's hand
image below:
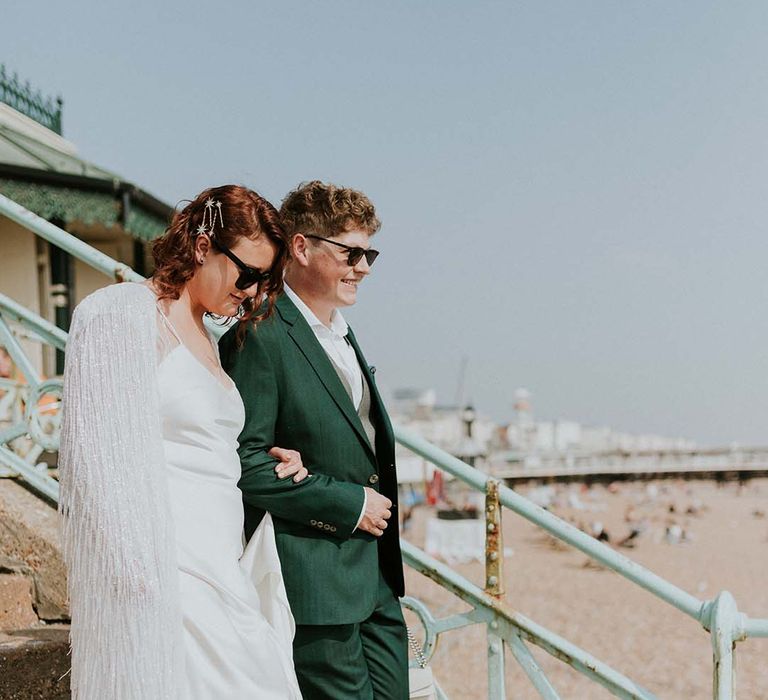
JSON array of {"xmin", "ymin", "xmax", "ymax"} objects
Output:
[{"xmin": 358, "ymin": 488, "xmax": 392, "ymax": 537}]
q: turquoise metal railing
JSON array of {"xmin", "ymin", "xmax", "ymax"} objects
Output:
[
  {"xmin": 396, "ymin": 427, "xmax": 768, "ymax": 699},
  {"xmin": 1, "ymin": 191, "xmax": 767, "ymax": 698},
  {"xmin": 0, "ymin": 291, "xmax": 65, "ymax": 502}
]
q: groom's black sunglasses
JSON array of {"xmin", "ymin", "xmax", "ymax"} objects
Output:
[
  {"xmin": 211, "ymin": 238, "xmax": 272, "ymax": 291},
  {"xmin": 305, "ymin": 235, "xmax": 380, "ymax": 267}
]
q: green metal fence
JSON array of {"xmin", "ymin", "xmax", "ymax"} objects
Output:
[
  {"xmin": 0, "ymin": 65, "xmax": 63, "ymax": 135},
  {"xmin": 1, "ymin": 191, "xmax": 767, "ymax": 698}
]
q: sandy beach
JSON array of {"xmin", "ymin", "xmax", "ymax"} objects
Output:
[{"xmin": 401, "ymin": 477, "xmax": 768, "ymax": 699}]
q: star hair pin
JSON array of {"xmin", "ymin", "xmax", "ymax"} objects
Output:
[{"xmin": 194, "ymin": 197, "xmax": 225, "ymax": 237}]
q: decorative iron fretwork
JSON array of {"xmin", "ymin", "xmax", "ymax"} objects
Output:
[{"xmin": 0, "ymin": 64, "xmax": 63, "ymax": 135}]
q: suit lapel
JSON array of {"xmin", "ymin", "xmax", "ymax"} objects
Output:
[
  {"xmin": 278, "ymin": 295, "xmax": 376, "ymax": 458},
  {"xmin": 346, "ymin": 327, "xmax": 394, "ymax": 451}
]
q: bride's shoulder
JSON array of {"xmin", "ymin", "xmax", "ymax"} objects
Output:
[{"xmin": 73, "ymin": 282, "xmax": 155, "ymax": 322}]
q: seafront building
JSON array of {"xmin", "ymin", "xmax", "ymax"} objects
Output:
[
  {"xmin": 0, "ymin": 64, "xmax": 170, "ymax": 376},
  {"xmin": 391, "ymin": 385, "xmax": 696, "ymax": 483}
]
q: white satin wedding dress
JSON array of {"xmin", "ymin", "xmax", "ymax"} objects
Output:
[
  {"xmin": 156, "ymin": 306, "xmax": 301, "ymax": 699},
  {"xmin": 60, "ymin": 282, "xmax": 301, "ymax": 699}
]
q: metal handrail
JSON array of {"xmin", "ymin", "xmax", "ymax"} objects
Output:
[
  {"xmin": 0, "ymin": 193, "xmax": 142, "ymax": 283},
  {"xmin": 395, "ymin": 425, "xmax": 768, "ymax": 698},
  {"xmin": 401, "ymin": 539, "xmax": 658, "ymax": 700},
  {"xmin": 397, "ymin": 427, "xmax": 705, "ymax": 621},
  {"xmin": 0, "ymin": 292, "xmax": 68, "ymax": 350}
]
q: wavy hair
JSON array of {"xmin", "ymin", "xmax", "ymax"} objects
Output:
[
  {"xmin": 151, "ymin": 185, "xmax": 287, "ymax": 338},
  {"xmin": 279, "ymin": 180, "xmax": 381, "ymax": 240}
]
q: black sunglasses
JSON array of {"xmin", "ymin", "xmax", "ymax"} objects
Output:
[
  {"xmin": 210, "ymin": 238, "xmax": 272, "ymax": 291},
  {"xmin": 306, "ymin": 235, "xmax": 380, "ymax": 267}
]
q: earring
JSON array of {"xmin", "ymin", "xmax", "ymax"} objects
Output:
[{"xmin": 198, "ymin": 256, "xmax": 204, "ymax": 265}]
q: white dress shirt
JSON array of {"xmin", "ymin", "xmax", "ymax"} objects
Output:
[
  {"xmin": 283, "ymin": 284, "xmax": 368, "ymax": 529},
  {"xmin": 283, "ymin": 285, "xmax": 363, "ymax": 408}
]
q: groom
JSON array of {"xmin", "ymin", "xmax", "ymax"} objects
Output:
[{"xmin": 220, "ymin": 180, "xmax": 408, "ymax": 699}]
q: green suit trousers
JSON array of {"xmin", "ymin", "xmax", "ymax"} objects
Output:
[{"xmin": 292, "ymin": 572, "xmax": 409, "ymax": 700}]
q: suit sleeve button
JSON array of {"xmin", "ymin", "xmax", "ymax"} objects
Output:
[
  {"xmin": 317, "ymin": 521, "xmax": 324, "ymax": 528},
  {"xmin": 310, "ymin": 519, "xmax": 317, "ymax": 526},
  {"xmin": 368, "ymin": 474, "xmax": 379, "ymax": 485}
]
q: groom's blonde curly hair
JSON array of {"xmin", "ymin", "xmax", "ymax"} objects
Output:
[{"xmin": 279, "ymin": 180, "xmax": 381, "ymax": 241}]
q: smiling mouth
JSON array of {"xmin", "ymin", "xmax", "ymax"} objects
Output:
[
  {"xmin": 230, "ymin": 293, "xmax": 245, "ymax": 303},
  {"xmin": 341, "ymin": 280, "xmax": 359, "ymax": 287}
]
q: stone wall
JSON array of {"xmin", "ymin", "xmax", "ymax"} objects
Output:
[{"xmin": 0, "ymin": 479, "xmax": 67, "ymax": 628}]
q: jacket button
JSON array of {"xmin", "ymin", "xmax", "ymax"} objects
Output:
[
  {"xmin": 310, "ymin": 520, "xmax": 317, "ymax": 526},
  {"xmin": 317, "ymin": 521, "xmax": 324, "ymax": 528},
  {"xmin": 331, "ymin": 526, "xmax": 337, "ymax": 532},
  {"xmin": 368, "ymin": 474, "xmax": 379, "ymax": 484},
  {"xmin": 323, "ymin": 524, "xmax": 331, "ymax": 530}
]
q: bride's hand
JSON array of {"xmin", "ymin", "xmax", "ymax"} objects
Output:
[{"xmin": 269, "ymin": 447, "xmax": 310, "ymax": 483}]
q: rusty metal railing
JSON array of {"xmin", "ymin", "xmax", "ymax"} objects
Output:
[{"xmin": 396, "ymin": 426, "xmax": 768, "ymax": 699}]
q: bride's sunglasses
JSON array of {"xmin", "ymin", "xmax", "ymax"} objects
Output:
[
  {"xmin": 305, "ymin": 234, "xmax": 380, "ymax": 267},
  {"xmin": 211, "ymin": 238, "xmax": 272, "ymax": 291}
]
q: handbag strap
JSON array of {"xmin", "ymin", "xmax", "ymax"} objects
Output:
[{"xmin": 406, "ymin": 626, "xmax": 429, "ymax": 669}]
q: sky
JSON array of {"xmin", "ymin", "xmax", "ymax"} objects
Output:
[{"xmin": 4, "ymin": 1, "xmax": 768, "ymax": 445}]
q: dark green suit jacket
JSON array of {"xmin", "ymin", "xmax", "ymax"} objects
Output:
[{"xmin": 219, "ymin": 294, "xmax": 404, "ymax": 626}]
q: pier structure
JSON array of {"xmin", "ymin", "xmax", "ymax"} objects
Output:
[{"xmin": 492, "ymin": 445, "xmax": 768, "ymax": 482}]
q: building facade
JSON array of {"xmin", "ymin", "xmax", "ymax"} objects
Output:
[{"xmin": 0, "ymin": 65, "xmax": 171, "ymax": 377}]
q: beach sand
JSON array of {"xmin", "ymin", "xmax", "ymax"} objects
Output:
[{"xmin": 401, "ymin": 477, "xmax": 768, "ymax": 699}]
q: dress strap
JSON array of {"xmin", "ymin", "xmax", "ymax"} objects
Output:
[{"xmin": 155, "ymin": 303, "xmax": 183, "ymax": 344}]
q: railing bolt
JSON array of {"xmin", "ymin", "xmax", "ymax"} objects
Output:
[
  {"xmin": 488, "ymin": 551, "xmax": 498, "ymax": 562},
  {"xmin": 487, "ymin": 522, "xmax": 495, "ymax": 533},
  {"xmin": 488, "ymin": 575, "xmax": 498, "ymax": 587}
]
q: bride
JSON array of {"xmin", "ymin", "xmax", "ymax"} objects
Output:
[{"xmin": 59, "ymin": 185, "xmax": 303, "ymax": 699}]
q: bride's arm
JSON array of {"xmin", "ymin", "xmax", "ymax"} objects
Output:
[{"xmin": 59, "ymin": 286, "xmax": 181, "ymax": 697}]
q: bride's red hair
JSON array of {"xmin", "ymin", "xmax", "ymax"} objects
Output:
[{"xmin": 151, "ymin": 185, "xmax": 287, "ymax": 335}]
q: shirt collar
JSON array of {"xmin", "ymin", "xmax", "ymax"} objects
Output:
[{"xmin": 284, "ymin": 284, "xmax": 349, "ymax": 338}]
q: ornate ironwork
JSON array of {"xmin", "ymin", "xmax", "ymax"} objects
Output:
[{"xmin": 0, "ymin": 65, "xmax": 63, "ymax": 134}]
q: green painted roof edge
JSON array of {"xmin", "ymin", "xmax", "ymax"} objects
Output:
[{"xmin": 0, "ymin": 178, "xmax": 168, "ymax": 241}]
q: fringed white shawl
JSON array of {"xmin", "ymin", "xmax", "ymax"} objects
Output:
[{"xmin": 59, "ymin": 283, "xmax": 183, "ymax": 699}]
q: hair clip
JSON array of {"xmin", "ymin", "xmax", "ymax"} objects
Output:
[{"xmin": 194, "ymin": 198, "xmax": 225, "ymax": 237}]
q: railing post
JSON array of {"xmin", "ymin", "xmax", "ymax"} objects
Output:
[
  {"xmin": 708, "ymin": 591, "xmax": 745, "ymax": 700},
  {"xmin": 487, "ymin": 621, "xmax": 506, "ymax": 699},
  {"xmin": 486, "ymin": 478, "xmax": 506, "ymax": 698},
  {"xmin": 485, "ymin": 478, "xmax": 504, "ymax": 598}
]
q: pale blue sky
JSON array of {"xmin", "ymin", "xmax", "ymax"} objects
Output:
[{"xmin": 5, "ymin": 1, "xmax": 768, "ymax": 444}]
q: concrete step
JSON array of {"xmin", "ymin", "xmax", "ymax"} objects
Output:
[{"xmin": 0, "ymin": 626, "xmax": 70, "ymax": 699}]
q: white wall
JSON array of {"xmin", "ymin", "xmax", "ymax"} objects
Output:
[{"xmin": 0, "ymin": 215, "xmax": 43, "ymax": 373}]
